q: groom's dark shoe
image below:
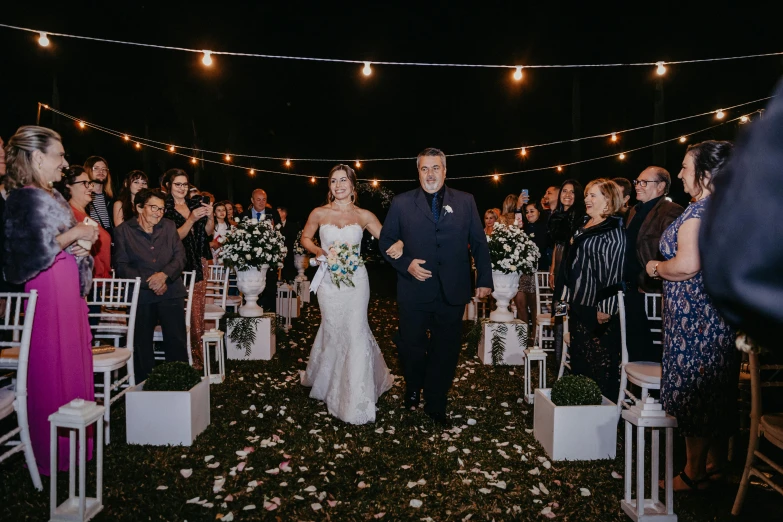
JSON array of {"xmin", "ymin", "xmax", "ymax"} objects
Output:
[
  {"xmin": 426, "ymin": 410, "xmax": 451, "ymax": 428},
  {"xmin": 404, "ymin": 389, "xmax": 421, "ymax": 410}
]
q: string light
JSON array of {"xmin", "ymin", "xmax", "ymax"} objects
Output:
[
  {"xmin": 191, "ymin": 157, "xmax": 197, "ymax": 164},
  {"xmin": 493, "ymin": 174, "xmax": 500, "ymax": 181},
  {"xmin": 249, "ymin": 169, "xmax": 255, "ymax": 176},
  {"xmin": 77, "ymin": 120, "xmax": 85, "ymax": 129},
  {"xmin": 656, "ymin": 61, "xmax": 667, "ymax": 75},
  {"xmin": 362, "ymin": 62, "xmax": 372, "ymax": 76},
  {"xmin": 740, "ymin": 115, "xmax": 749, "ymax": 123},
  {"xmin": 310, "ymin": 177, "xmax": 316, "ymax": 183},
  {"xmin": 37, "ymin": 32, "xmax": 49, "ymax": 47},
  {"xmin": 679, "ymin": 136, "xmax": 687, "ymax": 143},
  {"xmin": 168, "ymin": 145, "xmax": 175, "ymax": 152},
  {"xmin": 123, "ymin": 134, "xmax": 130, "ymax": 141},
  {"xmin": 513, "ymin": 66, "xmax": 523, "ymax": 81},
  {"xmin": 224, "ymin": 154, "xmax": 232, "ymax": 162},
  {"xmin": 520, "ymin": 147, "xmax": 527, "ymax": 157},
  {"xmin": 372, "ymin": 179, "xmax": 379, "ymax": 187},
  {"xmin": 285, "ymin": 159, "xmax": 291, "ymax": 167},
  {"xmin": 355, "ymin": 160, "xmax": 362, "ymax": 168},
  {"xmin": 610, "ymin": 133, "xmax": 618, "ymax": 142},
  {"xmin": 134, "ymin": 142, "xmax": 142, "ymax": 149},
  {"xmin": 715, "ymin": 109, "xmax": 725, "ymax": 119},
  {"xmin": 619, "ymin": 152, "xmax": 626, "ymax": 160},
  {"xmin": 201, "ymin": 50, "xmax": 213, "ymax": 66},
  {"xmin": 556, "ymin": 166, "xmax": 563, "ymax": 172}
]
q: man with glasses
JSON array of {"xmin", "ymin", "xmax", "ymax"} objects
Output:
[
  {"xmin": 113, "ymin": 189, "xmax": 189, "ymax": 381},
  {"xmin": 624, "ymin": 167, "xmax": 683, "ymax": 363}
]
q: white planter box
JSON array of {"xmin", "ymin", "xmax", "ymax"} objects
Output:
[
  {"xmin": 226, "ymin": 317, "xmax": 276, "ymax": 360},
  {"xmin": 533, "ymin": 388, "xmax": 618, "ymax": 461},
  {"xmin": 477, "ymin": 322, "xmax": 527, "ymax": 365},
  {"xmin": 125, "ymin": 376, "xmax": 210, "ymax": 446}
]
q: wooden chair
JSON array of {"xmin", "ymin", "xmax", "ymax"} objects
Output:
[
  {"xmin": 153, "ymin": 271, "xmax": 196, "ymax": 365},
  {"xmin": 88, "ymin": 278, "xmax": 141, "ymax": 445},
  {"xmin": 534, "ymin": 271, "xmax": 554, "ymax": 351},
  {"xmin": 0, "ymin": 290, "xmax": 42, "ymax": 491},
  {"xmin": 204, "ymin": 265, "xmax": 229, "ymax": 328},
  {"xmin": 617, "ymin": 292, "xmax": 663, "ymax": 413},
  {"xmin": 732, "ymin": 351, "xmax": 783, "ymax": 515}
]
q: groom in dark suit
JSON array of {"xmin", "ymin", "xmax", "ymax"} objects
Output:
[
  {"xmin": 240, "ymin": 189, "xmax": 283, "ymax": 312},
  {"xmin": 380, "ymin": 148, "xmax": 492, "ymax": 425}
]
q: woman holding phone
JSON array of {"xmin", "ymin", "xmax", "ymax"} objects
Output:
[{"xmin": 163, "ymin": 169, "xmax": 213, "ymax": 368}]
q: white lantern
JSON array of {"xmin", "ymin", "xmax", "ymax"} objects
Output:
[
  {"xmin": 621, "ymin": 397, "xmax": 678, "ymax": 522},
  {"xmin": 48, "ymin": 399, "xmax": 104, "ymax": 522}
]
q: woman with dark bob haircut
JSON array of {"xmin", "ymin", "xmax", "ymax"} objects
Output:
[{"xmin": 647, "ymin": 140, "xmax": 738, "ymax": 491}]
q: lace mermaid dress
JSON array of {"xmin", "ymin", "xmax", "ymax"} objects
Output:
[{"xmin": 301, "ymin": 224, "xmax": 394, "ymax": 424}]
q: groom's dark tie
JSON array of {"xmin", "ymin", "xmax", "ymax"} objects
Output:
[{"xmin": 431, "ymin": 195, "xmax": 440, "ymax": 223}]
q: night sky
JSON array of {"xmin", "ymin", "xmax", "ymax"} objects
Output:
[{"xmin": 1, "ymin": 3, "xmax": 781, "ymax": 223}]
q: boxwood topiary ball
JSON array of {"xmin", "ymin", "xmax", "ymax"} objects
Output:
[
  {"xmin": 143, "ymin": 361, "xmax": 202, "ymax": 392},
  {"xmin": 550, "ymin": 375, "xmax": 603, "ymax": 406}
]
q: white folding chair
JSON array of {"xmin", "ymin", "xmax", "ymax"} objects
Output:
[
  {"xmin": 153, "ymin": 271, "xmax": 196, "ymax": 365},
  {"xmin": 204, "ymin": 265, "xmax": 229, "ymax": 328},
  {"xmin": 88, "ymin": 277, "xmax": 141, "ymax": 444},
  {"xmin": 617, "ymin": 292, "xmax": 663, "ymax": 413},
  {"xmin": 534, "ymin": 271, "xmax": 555, "ymax": 350},
  {"xmin": 558, "ymin": 317, "xmax": 571, "ymax": 379},
  {"xmin": 225, "ymin": 268, "xmax": 241, "ymax": 314},
  {"xmin": 0, "ymin": 291, "xmax": 42, "ymax": 491}
]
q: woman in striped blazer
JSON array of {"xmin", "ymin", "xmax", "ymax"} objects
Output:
[{"xmin": 561, "ymin": 179, "xmax": 626, "ymax": 399}]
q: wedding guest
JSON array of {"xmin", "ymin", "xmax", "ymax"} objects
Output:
[
  {"xmin": 234, "ymin": 202, "xmax": 244, "ymax": 216},
  {"xmin": 647, "ymin": 141, "xmax": 738, "ymax": 491},
  {"xmin": 624, "ymin": 167, "xmax": 683, "ymax": 362},
  {"xmin": 542, "ymin": 185, "xmax": 560, "ymax": 216},
  {"xmin": 3, "ymin": 126, "xmax": 98, "ymax": 476},
  {"xmin": 114, "ymin": 189, "xmax": 188, "ymax": 382},
  {"xmin": 210, "ymin": 201, "xmax": 229, "ymax": 264},
  {"xmin": 163, "ymin": 169, "xmax": 213, "ymax": 368},
  {"xmin": 112, "ymin": 170, "xmax": 148, "ymax": 227},
  {"xmin": 499, "ymin": 194, "xmax": 517, "ymax": 225},
  {"xmin": 515, "ymin": 201, "xmax": 550, "ymax": 344},
  {"xmin": 612, "ymin": 177, "xmax": 633, "ymax": 222},
  {"xmin": 563, "ymin": 179, "xmax": 625, "ymax": 399},
  {"xmin": 240, "ymin": 189, "xmax": 282, "ymax": 311},
  {"xmin": 54, "ymin": 166, "xmax": 111, "ymax": 279},
  {"xmin": 84, "ymin": 156, "xmax": 114, "ymax": 236},
  {"xmin": 484, "ymin": 208, "xmax": 499, "ymax": 236},
  {"xmin": 223, "ymin": 200, "xmax": 237, "ymax": 225}
]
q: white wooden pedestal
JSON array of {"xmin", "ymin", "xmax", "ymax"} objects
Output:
[
  {"xmin": 477, "ymin": 322, "xmax": 527, "ymax": 365},
  {"xmin": 226, "ymin": 317, "xmax": 276, "ymax": 361}
]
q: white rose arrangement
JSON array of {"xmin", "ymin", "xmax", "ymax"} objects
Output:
[
  {"xmin": 220, "ymin": 217, "xmax": 288, "ymax": 271},
  {"xmin": 486, "ymin": 222, "xmax": 540, "ymax": 275}
]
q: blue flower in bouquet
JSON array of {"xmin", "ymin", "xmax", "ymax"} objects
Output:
[{"xmin": 325, "ymin": 241, "xmax": 365, "ymax": 288}]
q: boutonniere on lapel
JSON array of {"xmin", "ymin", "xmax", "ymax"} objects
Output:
[{"xmin": 443, "ymin": 205, "xmax": 453, "ymax": 215}]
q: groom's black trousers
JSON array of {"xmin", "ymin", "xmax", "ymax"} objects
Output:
[{"xmin": 397, "ymin": 290, "xmax": 465, "ymax": 415}]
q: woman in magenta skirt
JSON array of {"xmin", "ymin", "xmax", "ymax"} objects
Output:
[{"xmin": 3, "ymin": 126, "xmax": 99, "ymax": 476}]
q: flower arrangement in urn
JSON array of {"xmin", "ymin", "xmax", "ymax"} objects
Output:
[
  {"xmin": 487, "ymin": 222, "xmax": 540, "ymax": 275},
  {"xmin": 220, "ymin": 217, "xmax": 288, "ymax": 316}
]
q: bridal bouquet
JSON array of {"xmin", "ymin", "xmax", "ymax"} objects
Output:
[
  {"xmin": 220, "ymin": 217, "xmax": 288, "ymax": 271},
  {"xmin": 325, "ymin": 241, "xmax": 364, "ymax": 288},
  {"xmin": 487, "ymin": 223, "xmax": 540, "ymax": 275}
]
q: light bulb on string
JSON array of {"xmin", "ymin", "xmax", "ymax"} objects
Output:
[
  {"xmin": 168, "ymin": 145, "xmax": 175, "ymax": 152},
  {"xmin": 123, "ymin": 134, "xmax": 130, "ymax": 141},
  {"xmin": 715, "ymin": 109, "xmax": 725, "ymax": 120},
  {"xmin": 656, "ymin": 61, "xmax": 666, "ymax": 76},
  {"xmin": 249, "ymin": 169, "xmax": 255, "ymax": 176},
  {"xmin": 38, "ymin": 32, "xmax": 49, "ymax": 47},
  {"xmin": 224, "ymin": 154, "xmax": 232, "ymax": 162},
  {"xmin": 355, "ymin": 160, "xmax": 362, "ymax": 168},
  {"xmin": 679, "ymin": 136, "xmax": 687, "ymax": 143},
  {"xmin": 610, "ymin": 133, "xmax": 618, "ymax": 142},
  {"xmin": 556, "ymin": 166, "xmax": 563, "ymax": 173},
  {"xmin": 372, "ymin": 179, "xmax": 379, "ymax": 187},
  {"xmin": 513, "ymin": 66, "xmax": 523, "ymax": 81},
  {"xmin": 134, "ymin": 142, "xmax": 142, "ymax": 150},
  {"xmin": 310, "ymin": 177, "xmax": 316, "ymax": 184},
  {"xmin": 520, "ymin": 147, "xmax": 527, "ymax": 157},
  {"xmin": 201, "ymin": 51, "xmax": 213, "ymax": 66},
  {"xmin": 493, "ymin": 174, "xmax": 500, "ymax": 181},
  {"xmin": 740, "ymin": 115, "xmax": 750, "ymax": 123},
  {"xmin": 362, "ymin": 62, "xmax": 372, "ymax": 76},
  {"xmin": 191, "ymin": 157, "xmax": 198, "ymax": 164},
  {"xmin": 619, "ymin": 153, "xmax": 626, "ymax": 160},
  {"xmin": 77, "ymin": 121, "xmax": 85, "ymax": 129},
  {"xmin": 285, "ymin": 159, "xmax": 291, "ymax": 167}
]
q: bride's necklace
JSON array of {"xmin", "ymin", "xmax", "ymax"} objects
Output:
[{"xmin": 332, "ymin": 200, "xmax": 354, "ymax": 211}]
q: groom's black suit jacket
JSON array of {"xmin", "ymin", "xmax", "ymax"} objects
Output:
[{"xmin": 379, "ymin": 186, "xmax": 493, "ymax": 305}]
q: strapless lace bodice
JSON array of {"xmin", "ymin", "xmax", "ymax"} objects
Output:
[{"xmin": 319, "ymin": 223, "xmax": 364, "ymax": 253}]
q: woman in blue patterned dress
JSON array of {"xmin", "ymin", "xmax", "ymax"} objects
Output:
[{"xmin": 646, "ymin": 141, "xmax": 738, "ymax": 491}]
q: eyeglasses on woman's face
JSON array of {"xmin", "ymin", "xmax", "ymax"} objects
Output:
[
  {"xmin": 70, "ymin": 180, "xmax": 95, "ymax": 189},
  {"xmin": 172, "ymin": 182, "xmax": 189, "ymax": 188},
  {"xmin": 143, "ymin": 204, "xmax": 165, "ymax": 213}
]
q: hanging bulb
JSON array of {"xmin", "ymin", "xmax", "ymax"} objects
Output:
[
  {"xmin": 191, "ymin": 157, "xmax": 198, "ymax": 164},
  {"xmin": 134, "ymin": 142, "xmax": 142, "ymax": 150},
  {"xmin": 493, "ymin": 174, "xmax": 500, "ymax": 181},
  {"xmin": 513, "ymin": 66, "xmax": 523, "ymax": 81},
  {"xmin": 224, "ymin": 154, "xmax": 232, "ymax": 162},
  {"xmin": 78, "ymin": 121, "xmax": 85, "ymax": 129},
  {"xmin": 38, "ymin": 32, "xmax": 50, "ymax": 47},
  {"xmin": 520, "ymin": 147, "xmax": 527, "ymax": 157},
  {"xmin": 715, "ymin": 109, "xmax": 725, "ymax": 120},
  {"xmin": 168, "ymin": 145, "xmax": 175, "ymax": 152},
  {"xmin": 610, "ymin": 133, "xmax": 618, "ymax": 142},
  {"xmin": 679, "ymin": 136, "xmax": 687, "ymax": 143},
  {"xmin": 362, "ymin": 62, "xmax": 372, "ymax": 76},
  {"xmin": 285, "ymin": 159, "xmax": 291, "ymax": 167},
  {"xmin": 310, "ymin": 176, "xmax": 316, "ymax": 183},
  {"xmin": 249, "ymin": 169, "xmax": 255, "ymax": 176},
  {"xmin": 202, "ymin": 51, "xmax": 213, "ymax": 66},
  {"xmin": 740, "ymin": 115, "xmax": 750, "ymax": 123},
  {"xmin": 619, "ymin": 153, "xmax": 626, "ymax": 160},
  {"xmin": 123, "ymin": 134, "xmax": 130, "ymax": 141},
  {"xmin": 556, "ymin": 166, "xmax": 563, "ymax": 173},
  {"xmin": 355, "ymin": 160, "xmax": 362, "ymax": 168},
  {"xmin": 656, "ymin": 61, "xmax": 666, "ymax": 76},
  {"xmin": 372, "ymin": 179, "xmax": 379, "ymax": 187}
]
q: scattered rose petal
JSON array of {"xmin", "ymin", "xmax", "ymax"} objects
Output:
[
  {"xmin": 205, "ymin": 455, "xmax": 214, "ymax": 462},
  {"xmin": 539, "ymin": 482, "xmax": 549, "ymax": 495},
  {"xmin": 327, "ymin": 500, "xmax": 337, "ymax": 507},
  {"xmin": 528, "ymin": 467, "xmax": 540, "ymax": 475},
  {"xmin": 407, "ymin": 481, "xmax": 418, "ymax": 488},
  {"xmin": 467, "ymin": 419, "xmax": 477, "ymax": 425},
  {"xmin": 243, "ymin": 504, "xmax": 256, "ymax": 511},
  {"xmin": 478, "ymin": 488, "xmax": 492, "ymax": 494},
  {"xmin": 180, "ymin": 469, "xmax": 193, "ymax": 478},
  {"xmin": 224, "ymin": 494, "xmax": 234, "ymax": 502},
  {"xmin": 580, "ymin": 488, "xmax": 591, "ymax": 496},
  {"xmin": 410, "ymin": 499, "xmax": 423, "ymax": 508},
  {"xmin": 374, "ymin": 513, "xmax": 386, "ymax": 519},
  {"xmin": 311, "ymin": 503, "xmax": 322, "ymax": 511},
  {"xmin": 611, "ymin": 471, "xmax": 623, "ymax": 479},
  {"xmin": 208, "ymin": 462, "xmax": 221, "ymax": 469},
  {"xmin": 156, "ymin": 485, "xmax": 168, "ymax": 490},
  {"xmin": 447, "ymin": 446, "xmax": 457, "ymax": 453},
  {"xmin": 221, "ymin": 513, "xmax": 234, "ymax": 521},
  {"xmin": 236, "ymin": 462, "xmax": 246, "ymax": 472},
  {"xmin": 304, "ymin": 485, "xmax": 317, "ymax": 492},
  {"xmin": 492, "ymin": 480, "xmax": 507, "ymax": 489},
  {"xmin": 358, "ymin": 481, "xmax": 368, "ymax": 489},
  {"xmin": 186, "ymin": 496, "xmax": 201, "ymax": 504}
]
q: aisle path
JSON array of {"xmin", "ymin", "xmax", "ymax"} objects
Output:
[{"xmin": 0, "ymin": 296, "xmax": 771, "ymax": 521}]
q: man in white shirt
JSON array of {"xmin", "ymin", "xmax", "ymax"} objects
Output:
[{"xmin": 239, "ymin": 189, "xmax": 283, "ymax": 311}]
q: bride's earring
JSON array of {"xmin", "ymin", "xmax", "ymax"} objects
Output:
[{"xmin": 350, "ymin": 193, "xmax": 355, "ymax": 203}]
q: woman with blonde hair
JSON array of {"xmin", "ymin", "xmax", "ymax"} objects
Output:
[
  {"xmin": 484, "ymin": 208, "xmax": 500, "ymax": 236},
  {"xmin": 561, "ymin": 178, "xmax": 626, "ymax": 398},
  {"xmin": 3, "ymin": 126, "xmax": 99, "ymax": 476},
  {"xmin": 499, "ymin": 194, "xmax": 518, "ymax": 226}
]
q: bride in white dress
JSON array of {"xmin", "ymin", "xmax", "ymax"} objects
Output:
[{"xmin": 299, "ymin": 164, "xmax": 403, "ymax": 424}]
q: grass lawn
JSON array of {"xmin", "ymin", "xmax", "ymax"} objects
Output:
[{"xmin": 0, "ymin": 295, "xmax": 777, "ymax": 521}]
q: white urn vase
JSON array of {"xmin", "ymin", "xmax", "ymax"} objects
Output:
[
  {"xmin": 490, "ymin": 270, "xmax": 520, "ymax": 322},
  {"xmin": 294, "ymin": 254, "xmax": 309, "ymax": 282},
  {"xmin": 236, "ymin": 265, "xmax": 269, "ymax": 317}
]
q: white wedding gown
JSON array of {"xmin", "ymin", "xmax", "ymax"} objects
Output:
[{"xmin": 301, "ymin": 223, "xmax": 394, "ymax": 424}]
